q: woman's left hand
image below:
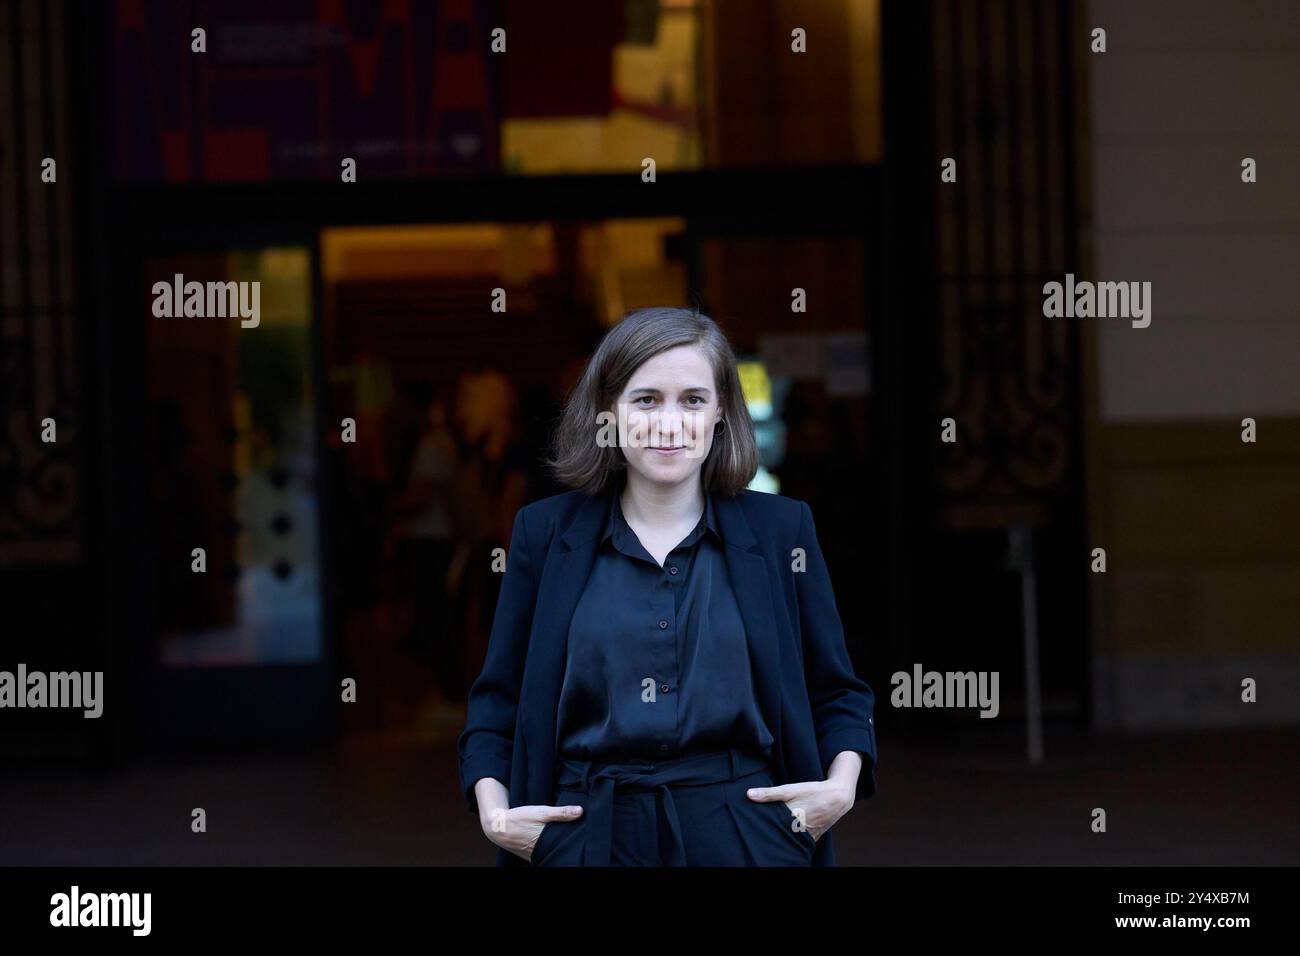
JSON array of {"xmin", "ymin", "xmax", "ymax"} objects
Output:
[{"xmin": 745, "ymin": 779, "xmax": 853, "ymax": 843}]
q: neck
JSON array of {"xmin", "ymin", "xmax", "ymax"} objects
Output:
[{"xmin": 620, "ymin": 470, "xmax": 704, "ymax": 529}]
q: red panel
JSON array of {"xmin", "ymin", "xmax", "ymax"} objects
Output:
[
  {"xmin": 116, "ymin": 0, "xmax": 147, "ymax": 30},
  {"xmin": 203, "ymin": 129, "xmax": 270, "ymax": 181},
  {"xmin": 160, "ymin": 129, "xmax": 191, "ymax": 182},
  {"xmin": 501, "ymin": 0, "xmax": 622, "ymax": 118},
  {"xmin": 352, "ymin": 39, "xmax": 381, "ymax": 96}
]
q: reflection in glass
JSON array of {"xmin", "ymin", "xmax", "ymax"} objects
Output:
[{"xmin": 145, "ymin": 248, "xmax": 322, "ymax": 667}]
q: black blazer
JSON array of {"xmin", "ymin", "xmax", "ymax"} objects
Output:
[{"xmin": 457, "ymin": 485, "xmax": 878, "ymax": 866}]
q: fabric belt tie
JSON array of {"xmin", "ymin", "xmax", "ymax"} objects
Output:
[{"xmin": 554, "ymin": 747, "xmax": 769, "ymax": 866}]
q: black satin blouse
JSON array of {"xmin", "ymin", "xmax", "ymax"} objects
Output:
[{"xmin": 555, "ymin": 484, "xmax": 774, "ymax": 763}]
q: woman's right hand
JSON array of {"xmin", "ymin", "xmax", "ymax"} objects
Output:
[{"xmin": 481, "ymin": 804, "xmax": 584, "ymax": 862}]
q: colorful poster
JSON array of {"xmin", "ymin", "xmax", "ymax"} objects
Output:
[{"xmin": 105, "ymin": 0, "xmax": 501, "ymax": 182}]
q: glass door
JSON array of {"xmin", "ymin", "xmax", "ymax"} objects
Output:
[{"xmin": 134, "ymin": 244, "xmax": 333, "ymax": 747}]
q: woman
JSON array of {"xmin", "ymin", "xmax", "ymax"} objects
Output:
[{"xmin": 457, "ymin": 307, "xmax": 877, "ymax": 866}]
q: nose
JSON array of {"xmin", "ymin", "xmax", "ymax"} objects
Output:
[{"xmin": 651, "ymin": 409, "xmax": 684, "ymax": 445}]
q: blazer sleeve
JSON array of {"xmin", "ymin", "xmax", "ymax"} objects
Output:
[
  {"xmin": 456, "ymin": 505, "xmax": 539, "ymax": 816},
  {"xmin": 794, "ymin": 500, "xmax": 878, "ymax": 802}
]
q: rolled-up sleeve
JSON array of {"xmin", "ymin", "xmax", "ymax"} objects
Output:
[
  {"xmin": 456, "ymin": 506, "xmax": 539, "ymax": 815},
  {"xmin": 794, "ymin": 500, "xmax": 878, "ymax": 802}
]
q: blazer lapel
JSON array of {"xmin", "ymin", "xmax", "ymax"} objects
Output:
[
  {"xmin": 714, "ymin": 492, "xmax": 787, "ymax": 774},
  {"xmin": 519, "ymin": 489, "xmax": 609, "ymax": 800}
]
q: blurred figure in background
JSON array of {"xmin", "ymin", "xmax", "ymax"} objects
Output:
[
  {"xmin": 342, "ymin": 349, "xmax": 397, "ymax": 612},
  {"xmin": 391, "ymin": 392, "xmax": 462, "ymax": 708},
  {"xmin": 450, "ymin": 369, "xmax": 529, "ymax": 698},
  {"xmin": 149, "ymin": 398, "xmax": 212, "ymax": 633},
  {"xmin": 519, "ymin": 382, "xmax": 566, "ymax": 502}
]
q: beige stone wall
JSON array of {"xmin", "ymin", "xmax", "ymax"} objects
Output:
[{"xmin": 1082, "ymin": 0, "xmax": 1300, "ymax": 727}]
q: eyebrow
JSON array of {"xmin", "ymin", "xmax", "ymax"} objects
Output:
[{"xmin": 626, "ymin": 386, "xmax": 713, "ymax": 396}]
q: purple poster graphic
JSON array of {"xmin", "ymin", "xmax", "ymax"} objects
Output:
[{"xmin": 106, "ymin": 0, "xmax": 502, "ymax": 183}]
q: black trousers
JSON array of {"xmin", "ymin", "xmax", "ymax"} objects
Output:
[{"xmin": 530, "ymin": 748, "xmax": 818, "ymax": 867}]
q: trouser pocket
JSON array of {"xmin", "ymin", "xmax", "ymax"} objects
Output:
[
  {"xmin": 727, "ymin": 770, "xmax": 816, "ymax": 866},
  {"xmin": 530, "ymin": 788, "xmax": 585, "ymax": 867},
  {"xmin": 530, "ymin": 820, "xmax": 557, "ymax": 866},
  {"xmin": 761, "ymin": 794, "xmax": 817, "ymax": 859}
]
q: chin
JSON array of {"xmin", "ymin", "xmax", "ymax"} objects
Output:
[{"xmin": 631, "ymin": 460, "xmax": 695, "ymax": 485}]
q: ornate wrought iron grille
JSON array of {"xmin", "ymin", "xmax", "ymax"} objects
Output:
[
  {"xmin": 0, "ymin": 0, "xmax": 81, "ymax": 564},
  {"xmin": 930, "ymin": 0, "xmax": 1083, "ymax": 529}
]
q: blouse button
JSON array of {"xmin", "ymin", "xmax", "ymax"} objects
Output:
[
  {"xmin": 659, "ymin": 683, "xmax": 669, "ymax": 693},
  {"xmin": 658, "ymin": 620, "xmax": 668, "ymax": 629},
  {"xmin": 659, "ymin": 744, "xmax": 669, "ymax": 752},
  {"xmin": 668, "ymin": 566, "xmax": 678, "ymax": 575}
]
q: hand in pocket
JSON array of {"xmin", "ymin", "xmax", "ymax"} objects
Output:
[
  {"xmin": 746, "ymin": 780, "xmax": 851, "ymax": 843},
  {"xmin": 482, "ymin": 804, "xmax": 584, "ymax": 862}
]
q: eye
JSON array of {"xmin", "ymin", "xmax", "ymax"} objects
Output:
[
  {"xmin": 685, "ymin": 395, "xmax": 706, "ymax": 406},
  {"xmin": 634, "ymin": 396, "xmax": 655, "ymax": 406}
]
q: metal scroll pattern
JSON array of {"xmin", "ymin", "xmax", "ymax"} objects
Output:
[
  {"xmin": 931, "ymin": 0, "xmax": 1080, "ymax": 516},
  {"xmin": 0, "ymin": 0, "xmax": 81, "ymax": 563}
]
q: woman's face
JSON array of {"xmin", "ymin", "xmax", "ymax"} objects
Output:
[{"xmin": 613, "ymin": 344, "xmax": 723, "ymax": 488}]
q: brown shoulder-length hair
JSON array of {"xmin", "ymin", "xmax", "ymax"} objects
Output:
[{"xmin": 545, "ymin": 307, "xmax": 759, "ymax": 496}]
